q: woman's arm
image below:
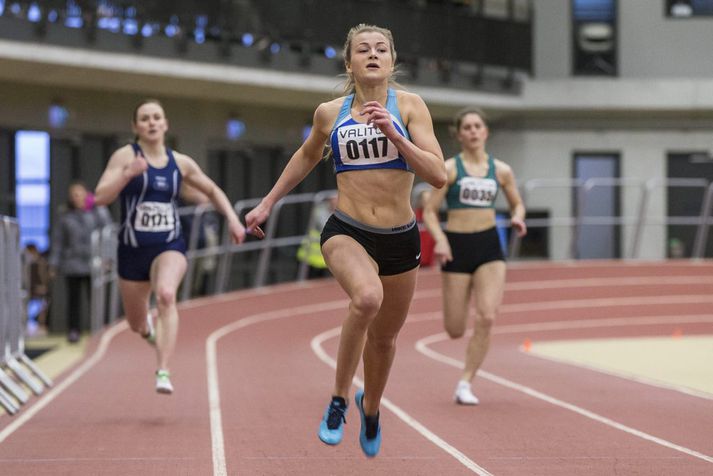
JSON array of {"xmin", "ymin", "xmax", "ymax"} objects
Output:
[
  {"xmin": 245, "ymin": 102, "xmax": 333, "ymax": 231},
  {"xmin": 177, "ymin": 154, "xmax": 262, "ymax": 243},
  {"xmin": 94, "ymin": 146, "xmax": 147, "ymax": 206},
  {"xmin": 361, "ymin": 92, "xmax": 446, "ymax": 188},
  {"xmin": 422, "ymin": 160, "xmax": 455, "ymax": 264},
  {"xmin": 497, "ymin": 161, "xmax": 527, "ymax": 237}
]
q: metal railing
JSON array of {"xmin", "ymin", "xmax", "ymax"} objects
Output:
[
  {"xmin": 7, "ymin": 177, "xmax": 713, "ymax": 397},
  {"xmin": 510, "ymin": 177, "xmax": 713, "ymax": 259},
  {"xmin": 0, "ymin": 216, "xmax": 52, "ymax": 416}
]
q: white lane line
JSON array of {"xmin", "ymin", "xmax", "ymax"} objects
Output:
[
  {"xmin": 310, "ymin": 327, "xmax": 492, "ymax": 476},
  {"xmin": 407, "ymin": 294, "xmax": 713, "ymax": 316},
  {"xmin": 415, "ymin": 334, "xmax": 713, "ymax": 465},
  {"xmin": 413, "ymin": 275, "xmax": 713, "ymax": 300},
  {"xmin": 0, "ymin": 320, "xmax": 128, "ymax": 444},
  {"xmin": 205, "ymin": 300, "xmax": 347, "ymax": 476},
  {"xmin": 410, "ymin": 313, "xmax": 713, "ymax": 401}
]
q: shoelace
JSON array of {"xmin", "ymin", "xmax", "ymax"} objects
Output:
[{"xmin": 326, "ymin": 403, "xmax": 346, "ymax": 430}]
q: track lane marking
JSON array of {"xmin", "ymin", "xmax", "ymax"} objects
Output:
[
  {"xmin": 414, "ymin": 334, "xmax": 713, "ymax": 465},
  {"xmin": 311, "ymin": 327, "xmax": 492, "ymax": 476},
  {"xmin": 206, "ymin": 301, "xmax": 347, "ymax": 476},
  {"xmin": 0, "ymin": 321, "xmax": 128, "ymax": 444},
  {"xmin": 408, "ymin": 313, "xmax": 713, "ymax": 400},
  {"xmin": 206, "ymin": 299, "xmax": 491, "ymax": 476}
]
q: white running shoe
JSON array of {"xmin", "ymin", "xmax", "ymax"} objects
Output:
[
  {"xmin": 155, "ymin": 370, "xmax": 173, "ymax": 394},
  {"xmin": 454, "ymin": 380, "xmax": 479, "ymax": 405},
  {"xmin": 144, "ymin": 313, "xmax": 156, "ymax": 346}
]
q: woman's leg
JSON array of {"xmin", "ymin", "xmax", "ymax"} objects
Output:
[
  {"xmin": 360, "ymin": 267, "xmax": 418, "ymax": 415},
  {"xmin": 119, "ymin": 278, "xmax": 153, "ymax": 335},
  {"xmin": 321, "ymin": 236, "xmax": 382, "ymax": 400},
  {"xmin": 462, "ymin": 260, "xmax": 506, "ymax": 382},
  {"xmin": 149, "ymin": 251, "xmax": 187, "ymax": 371},
  {"xmin": 441, "ymin": 272, "xmax": 474, "ymax": 339},
  {"xmin": 66, "ymin": 276, "xmax": 82, "ymax": 338}
]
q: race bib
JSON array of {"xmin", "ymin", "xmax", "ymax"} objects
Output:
[
  {"xmin": 459, "ymin": 177, "xmax": 497, "ymax": 207},
  {"xmin": 134, "ymin": 201, "xmax": 175, "ymax": 232},
  {"xmin": 337, "ymin": 122, "xmax": 399, "ymax": 166}
]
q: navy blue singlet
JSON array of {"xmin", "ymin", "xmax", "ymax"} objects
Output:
[{"xmin": 119, "ymin": 143, "xmax": 182, "ymax": 248}]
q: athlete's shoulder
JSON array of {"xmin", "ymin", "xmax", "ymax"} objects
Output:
[
  {"xmin": 393, "ymin": 89, "xmax": 425, "ymax": 106},
  {"xmin": 171, "ymin": 150, "xmax": 199, "ymax": 176},
  {"xmin": 493, "ymin": 157, "xmax": 512, "ymax": 173},
  {"xmin": 108, "ymin": 144, "xmax": 136, "ymax": 164},
  {"xmin": 314, "ymin": 97, "xmax": 346, "ymax": 129},
  {"xmin": 493, "ymin": 158, "xmax": 514, "ymax": 182}
]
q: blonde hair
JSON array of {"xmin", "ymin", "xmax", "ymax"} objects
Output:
[{"xmin": 341, "ymin": 24, "xmax": 399, "ymax": 95}]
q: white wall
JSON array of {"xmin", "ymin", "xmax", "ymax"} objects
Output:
[{"xmin": 488, "ymin": 127, "xmax": 713, "ymax": 259}]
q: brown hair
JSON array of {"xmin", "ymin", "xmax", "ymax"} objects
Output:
[
  {"xmin": 132, "ymin": 98, "xmax": 164, "ymax": 124},
  {"xmin": 453, "ymin": 107, "xmax": 488, "ymax": 131},
  {"xmin": 341, "ymin": 24, "xmax": 399, "ymax": 95}
]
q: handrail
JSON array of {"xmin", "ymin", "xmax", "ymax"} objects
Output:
[
  {"xmin": 631, "ymin": 178, "xmax": 709, "ymax": 259},
  {"xmin": 693, "ymin": 181, "xmax": 713, "ymax": 258},
  {"xmin": 571, "ymin": 177, "xmax": 645, "ymax": 259}
]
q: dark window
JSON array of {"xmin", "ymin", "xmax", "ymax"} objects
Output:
[
  {"xmin": 572, "ymin": 0, "xmax": 617, "ymax": 76},
  {"xmin": 666, "ymin": 0, "xmax": 713, "ymax": 17}
]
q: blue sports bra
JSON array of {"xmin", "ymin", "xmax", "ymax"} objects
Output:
[{"xmin": 329, "ymin": 88, "xmax": 413, "ymax": 174}]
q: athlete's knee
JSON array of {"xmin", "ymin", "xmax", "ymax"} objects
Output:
[
  {"xmin": 474, "ymin": 310, "xmax": 496, "ymax": 333},
  {"xmin": 350, "ymin": 287, "xmax": 383, "ymax": 321},
  {"xmin": 155, "ymin": 285, "xmax": 177, "ymax": 309},
  {"xmin": 444, "ymin": 317, "xmax": 467, "ymax": 339}
]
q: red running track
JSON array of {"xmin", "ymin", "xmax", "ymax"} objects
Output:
[{"xmin": 1, "ymin": 261, "xmax": 712, "ymax": 475}]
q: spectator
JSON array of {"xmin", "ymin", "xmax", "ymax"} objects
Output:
[
  {"xmin": 49, "ymin": 181, "xmax": 112, "ymax": 343},
  {"xmin": 23, "ymin": 243, "xmax": 50, "ymax": 337},
  {"xmin": 297, "ymin": 196, "xmax": 337, "ymax": 279}
]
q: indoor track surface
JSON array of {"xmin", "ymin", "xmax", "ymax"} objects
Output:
[{"xmin": 1, "ymin": 261, "xmax": 712, "ymax": 475}]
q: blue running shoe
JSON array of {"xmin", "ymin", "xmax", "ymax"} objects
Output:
[
  {"xmin": 318, "ymin": 396, "xmax": 348, "ymax": 445},
  {"xmin": 355, "ymin": 389, "xmax": 381, "ymax": 458}
]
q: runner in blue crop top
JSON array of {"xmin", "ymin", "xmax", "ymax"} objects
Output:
[
  {"xmin": 246, "ymin": 24, "xmax": 446, "ymax": 457},
  {"xmin": 422, "ymin": 107, "xmax": 526, "ymax": 406},
  {"xmin": 330, "ymin": 88, "xmax": 413, "ymax": 173},
  {"xmin": 94, "ymin": 99, "xmax": 263, "ymax": 396}
]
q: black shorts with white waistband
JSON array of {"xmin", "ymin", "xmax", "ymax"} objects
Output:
[
  {"xmin": 320, "ymin": 209, "xmax": 421, "ymax": 276},
  {"xmin": 440, "ymin": 227, "xmax": 504, "ymax": 274}
]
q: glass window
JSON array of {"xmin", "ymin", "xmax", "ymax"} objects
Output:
[{"xmin": 15, "ymin": 131, "xmax": 50, "ymax": 251}]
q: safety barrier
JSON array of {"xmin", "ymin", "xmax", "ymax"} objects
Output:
[
  {"xmin": 0, "ymin": 216, "xmax": 52, "ymax": 416},
  {"xmin": 511, "ymin": 177, "xmax": 713, "ymax": 259},
  {"xmin": 7, "ymin": 178, "xmax": 713, "ymax": 398}
]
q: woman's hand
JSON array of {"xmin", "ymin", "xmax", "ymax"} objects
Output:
[
  {"xmin": 123, "ymin": 155, "xmax": 148, "ymax": 179},
  {"xmin": 433, "ymin": 238, "xmax": 453, "ymax": 265},
  {"xmin": 511, "ymin": 216, "xmax": 527, "ymax": 237},
  {"xmin": 245, "ymin": 201, "xmax": 271, "ymax": 238},
  {"xmin": 360, "ymin": 101, "xmax": 398, "ymax": 140}
]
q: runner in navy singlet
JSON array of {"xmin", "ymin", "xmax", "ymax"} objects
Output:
[
  {"xmin": 422, "ymin": 107, "xmax": 526, "ymax": 405},
  {"xmin": 246, "ymin": 24, "xmax": 446, "ymax": 458},
  {"xmin": 94, "ymin": 99, "xmax": 263, "ymax": 394}
]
